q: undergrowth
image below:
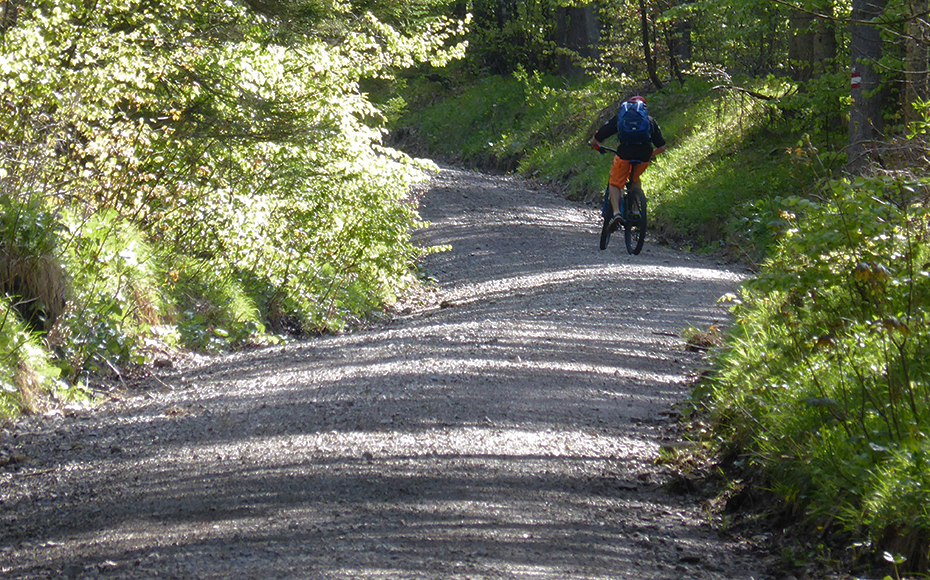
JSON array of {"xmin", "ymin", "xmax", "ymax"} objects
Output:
[{"xmin": 705, "ymin": 165, "xmax": 930, "ymax": 575}]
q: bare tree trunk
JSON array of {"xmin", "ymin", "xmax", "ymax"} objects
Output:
[
  {"xmin": 905, "ymin": 0, "xmax": 929, "ymax": 126},
  {"xmin": 639, "ymin": 0, "xmax": 663, "ymax": 90},
  {"xmin": 848, "ymin": 0, "xmax": 890, "ymax": 175},
  {"xmin": 664, "ymin": 21, "xmax": 686, "ymax": 86},
  {"xmin": 674, "ymin": 21, "xmax": 692, "ymax": 65},
  {"xmin": 556, "ymin": 3, "xmax": 601, "ymax": 79},
  {"xmin": 789, "ymin": 10, "xmax": 815, "ymax": 82},
  {"xmin": 813, "ymin": 18, "xmax": 837, "ymax": 67},
  {"xmin": 789, "ymin": 6, "xmax": 840, "ymax": 130},
  {"xmin": 789, "ymin": 8, "xmax": 837, "ymax": 82}
]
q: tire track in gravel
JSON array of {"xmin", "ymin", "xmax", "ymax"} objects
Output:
[{"xmin": 0, "ymin": 166, "xmax": 765, "ymax": 579}]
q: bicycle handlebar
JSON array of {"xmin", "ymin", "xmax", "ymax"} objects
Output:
[
  {"xmin": 591, "ymin": 142, "xmax": 645, "ymax": 165},
  {"xmin": 591, "ymin": 142, "xmax": 643, "ymax": 165},
  {"xmin": 590, "ymin": 142, "xmax": 618, "ymax": 155}
]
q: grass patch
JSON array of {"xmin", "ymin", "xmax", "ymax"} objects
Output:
[{"xmin": 393, "ymin": 72, "xmax": 822, "ymax": 260}]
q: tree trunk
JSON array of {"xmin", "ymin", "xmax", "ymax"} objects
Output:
[
  {"xmin": 905, "ymin": 0, "xmax": 929, "ymax": 126},
  {"xmin": 556, "ymin": 4, "xmax": 601, "ymax": 78},
  {"xmin": 639, "ymin": 0, "xmax": 663, "ymax": 90},
  {"xmin": 848, "ymin": 0, "xmax": 889, "ymax": 175},
  {"xmin": 672, "ymin": 20, "xmax": 692, "ymax": 68},
  {"xmin": 664, "ymin": 22, "xmax": 685, "ymax": 86},
  {"xmin": 789, "ymin": 8, "xmax": 837, "ymax": 82},
  {"xmin": 789, "ymin": 10, "xmax": 815, "ymax": 82},
  {"xmin": 813, "ymin": 18, "xmax": 837, "ymax": 67}
]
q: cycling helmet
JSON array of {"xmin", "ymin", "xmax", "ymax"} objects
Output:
[{"xmin": 629, "ymin": 95, "xmax": 647, "ymax": 105}]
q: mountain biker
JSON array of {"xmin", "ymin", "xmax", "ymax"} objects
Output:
[{"xmin": 590, "ymin": 96, "xmax": 666, "ymax": 232}]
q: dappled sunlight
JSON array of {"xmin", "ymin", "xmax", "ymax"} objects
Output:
[
  {"xmin": 255, "ymin": 426, "xmax": 655, "ymax": 462},
  {"xmin": 10, "ymin": 426, "xmax": 711, "ymax": 579},
  {"xmin": 0, "ymin": 164, "xmax": 756, "ymax": 580},
  {"xmin": 440, "ymin": 262, "xmax": 740, "ymax": 304}
]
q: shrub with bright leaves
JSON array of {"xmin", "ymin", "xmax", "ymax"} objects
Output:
[
  {"xmin": 710, "ymin": 174, "xmax": 930, "ymax": 570},
  {"xmin": 0, "ymin": 0, "xmax": 465, "ymax": 414}
]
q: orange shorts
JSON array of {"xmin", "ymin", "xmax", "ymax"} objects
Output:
[{"xmin": 609, "ymin": 157, "xmax": 649, "ymax": 190}]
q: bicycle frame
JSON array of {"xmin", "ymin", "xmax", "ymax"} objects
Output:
[{"xmin": 592, "ymin": 143, "xmax": 648, "ymax": 254}]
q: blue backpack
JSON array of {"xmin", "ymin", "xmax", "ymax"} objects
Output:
[{"xmin": 617, "ymin": 101, "xmax": 651, "ymax": 145}]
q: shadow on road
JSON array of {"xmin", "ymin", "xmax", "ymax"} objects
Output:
[{"xmin": 0, "ymin": 167, "xmax": 760, "ymax": 579}]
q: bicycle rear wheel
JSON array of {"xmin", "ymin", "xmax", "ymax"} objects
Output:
[{"xmin": 624, "ymin": 189, "xmax": 647, "ymax": 255}]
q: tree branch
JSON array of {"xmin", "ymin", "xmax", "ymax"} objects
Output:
[
  {"xmin": 767, "ymin": 0, "xmax": 930, "ymax": 27},
  {"xmin": 712, "ymin": 84, "xmax": 792, "ymax": 102}
]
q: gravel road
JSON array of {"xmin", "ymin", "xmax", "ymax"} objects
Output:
[{"xmin": 0, "ymin": 166, "xmax": 765, "ymax": 579}]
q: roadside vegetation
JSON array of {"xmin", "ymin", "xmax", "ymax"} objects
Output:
[{"xmin": 0, "ymin": 0, "xmax": 464, "ymax": 415}]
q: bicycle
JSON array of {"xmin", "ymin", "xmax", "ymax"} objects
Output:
[{"xmin": 592, "ymin": 144, "xmax": 647, "ymax": 254}]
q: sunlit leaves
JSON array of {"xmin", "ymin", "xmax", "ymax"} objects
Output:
[
  {"xmin": 711, "ymin": 172, "xmax": 930, "ymax": 562},
  {"xmin": 0, "ymin": 0, "xmax": 456, "ymax": 398}
]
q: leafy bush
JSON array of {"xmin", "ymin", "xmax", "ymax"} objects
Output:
[
  {"xmin": 0, "ymin": 297, "xmax": 67, "ymax": 416},
  {"xmin": 172, "ymin": 263, "xmax": 264, "ymax": 353},
  {"xmin": 709, "ymin": 173, "xmax": 930, "ymax": 571},
  {"xmin": 0, "ymin": 0, "xmax": 464, "ymax": 416},
  {"xmin": 50, "ymin": 208, "xmax": 168, "ymax": 376}
]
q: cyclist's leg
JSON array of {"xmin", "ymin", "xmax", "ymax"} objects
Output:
[
  {"xmin": 627, "ymin": 162, "xmax": 650, "ymax": 214},
  {"xmin": 608, "ymin": 157, "xmax": 632, "ymax": 215},
  {"xmin": 608, "ymin": 185, "xmax": 623, "ymax": 217}
]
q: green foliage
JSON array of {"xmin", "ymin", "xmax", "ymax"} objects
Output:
[
  {"xmin": 172, "ymin": 262, "xmax": 265, "ymax": 353},
  {"xmin": 0, "ymin": 297, "xmax": 66, "ymax": 417},
  {"xmin": 0, "ymin": 0, "xmax": 464, "ymax": 415},
  {"xmin": 709, "ymin": 171, "xmax": 930, "ymax": 568},
  {"xmin": 663, "ymin": 0, "xmax": 793, "ymax": 76},
  {"xmin": 405, "ymin": 68, "xmax": 600, "ymax": 172},
  {"xmin": 52, "ymin": 208, "xmax": 167, "ymax": 376},
  {"xmin": 467, "ymin": 0, "xmax": 559, "ymax": 74},
  {"xmin": 778, "ymin": 69, "xmax": 850, "ymax": 139}
]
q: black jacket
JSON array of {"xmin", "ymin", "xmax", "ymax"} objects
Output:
[{"xmin": 594, "ymin": 114, "xmax": 665, "ymax": 162}]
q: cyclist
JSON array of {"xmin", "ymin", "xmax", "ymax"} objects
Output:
[{"xmin": 590, "ymin": 96, "xmax": 666, "ymax": 232}]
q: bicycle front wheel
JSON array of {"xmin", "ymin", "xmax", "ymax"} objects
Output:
[
  {"xmin": 599, "ymin": 215, "xmax": 612, "ymax": 250},
  {"xmin": 624, "ymin": 189, "xmax": 647, "ymax": 255}
]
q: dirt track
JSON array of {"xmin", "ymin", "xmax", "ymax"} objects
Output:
[{"xmin": 0, "ymin": 166, "xmax": 765, "ymax": 579}]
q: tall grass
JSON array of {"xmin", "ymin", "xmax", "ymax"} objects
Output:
[
  {"xmin": 708, "ymin": 173, "xmax": 930, "ymax": 573},
  {"xmin": 0, "ymin": 296, "xmax": 65, "ymax": 416}
]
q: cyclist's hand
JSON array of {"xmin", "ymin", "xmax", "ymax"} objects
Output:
[{"xmin": 589, "ymin": 139, "xmax": 600, "ymax": 151}]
